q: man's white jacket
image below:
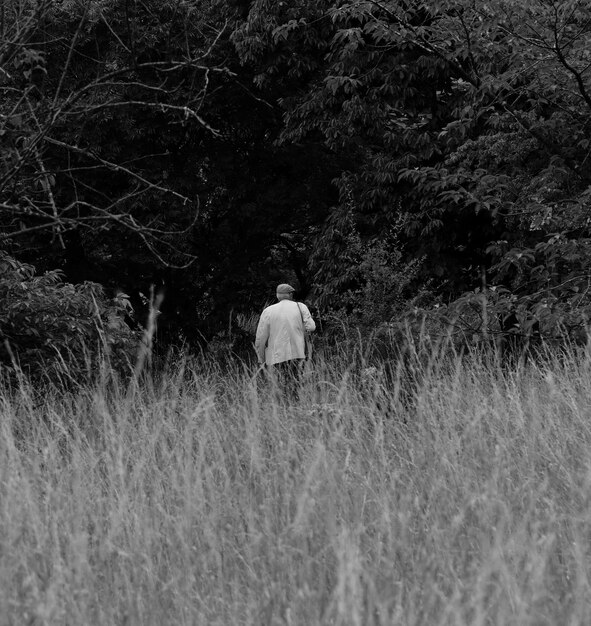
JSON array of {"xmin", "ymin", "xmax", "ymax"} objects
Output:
[{"xmin": 255, "ymin": 300, "xmax": 316, "ymax": 365}]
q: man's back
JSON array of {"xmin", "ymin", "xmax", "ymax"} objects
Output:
[{"xmin": 255, "ymin": 299, "xmax": 315, "ymax": 365}]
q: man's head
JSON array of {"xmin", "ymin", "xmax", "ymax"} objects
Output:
[{"xmin": 276, "ymin": 283, "xmax": 295, "ymax": 301}]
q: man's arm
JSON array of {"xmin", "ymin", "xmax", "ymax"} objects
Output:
[
  {"xmin": 300, "ymin": 304, "xmax": 316, "ymax": 332},
  {"xmin": 254, "ymin": 310, "xmax": 270, "ymax": 363}
]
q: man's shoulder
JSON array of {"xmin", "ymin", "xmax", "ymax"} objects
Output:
[
  {"xmin": 262, "ymin": 300, "xmax": 298, "ymax": 315},
  {"xmin": 261, "ymin": 302, "xmax": 280, "ymax": 315}
]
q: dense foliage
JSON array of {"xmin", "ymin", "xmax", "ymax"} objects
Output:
[
  {"xmin": 2, "ymin": 0, "xmax": 591, "ymax": 362},
  {"xmin": 0, "ymin": 251, "xmax": 139, "ymax": 380},
  {"xmin": 234, "ymin": 0, "xmax": 591, "ymax": 341}
]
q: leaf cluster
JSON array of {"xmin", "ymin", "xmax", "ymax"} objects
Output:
[
  {"xmin": 0, "ymin": 250, "xmax": 140, "ymax": 381},
  {"xmin": 233, "ymin": 0, "xmax": 591, "ymax": 340}
]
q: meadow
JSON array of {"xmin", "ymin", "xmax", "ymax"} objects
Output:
[{"xmin": 1, "ymin": 341, "xmax": 591, "ymax": 625}]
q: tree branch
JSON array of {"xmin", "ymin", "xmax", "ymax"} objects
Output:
[{"xmin": 44, "ymin": 137, "xmax": 193, "ymax": 205}]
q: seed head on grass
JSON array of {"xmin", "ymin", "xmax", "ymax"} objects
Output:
[{"xmin": 0, "ymin": 344, "xmax": 590, "ymax": 624}]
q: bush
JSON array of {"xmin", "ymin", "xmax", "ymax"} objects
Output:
[{"xmin": 0, "ymin": 251, "xmax": 140, "ymax": 382}]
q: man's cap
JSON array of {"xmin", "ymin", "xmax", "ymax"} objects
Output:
[{"xmin": 276, "ymin": 283, "xmax": 295, "ymax": 294}]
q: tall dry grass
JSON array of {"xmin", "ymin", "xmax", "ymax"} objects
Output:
[{"xmin": 1, "ymin": 343, "xmax": 591, "ymax": 625}]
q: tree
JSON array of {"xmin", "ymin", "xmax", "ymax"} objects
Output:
[
  {"xmin": 232, "ymin": 0, "xmax": 591, "ymax": 339},
  {"xmin": 1, "ymin": 0, "xmax": 343, "ymax": 345},
  {"xmin": 1, "ymin": 0, "xmax": 226, "ymax": 267},
  {"xmin": 5, "ymin": 0, "xmax": 590, "ymax": 348}
]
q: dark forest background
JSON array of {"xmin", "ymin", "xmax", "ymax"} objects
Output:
[{"xmin": 2, "ymin": 0, "xmax": 591, "ymax": 371}]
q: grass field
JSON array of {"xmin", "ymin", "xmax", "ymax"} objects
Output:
[{"xmin": 1, "ymin": 343, "xmax": 591, "ymax": 625}]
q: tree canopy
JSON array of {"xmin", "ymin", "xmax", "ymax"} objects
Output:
[
  {"xmin": 233, "ymin": 0, "xmax": 591, "ymax": 339},
  {"xmin": 2, "ymin": 0, "xmax": 591, "ymax": 356}
]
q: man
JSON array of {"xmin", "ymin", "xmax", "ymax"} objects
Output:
[{"xmin": 255, "ymin": 284, "xmax": 316, "ymax": 388}]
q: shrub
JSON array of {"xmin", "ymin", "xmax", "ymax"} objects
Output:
[{"xmin": 0, "ymin": 251, "xmax": 140, "ymax": 382}]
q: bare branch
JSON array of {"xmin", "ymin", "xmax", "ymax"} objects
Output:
[
  {"xmin": 61, "ymin": 99, "xmax": 221, "ymax": 135},
  {"xmin": 98, "ymin": 7, "xmax": 131, "ymax": 54},
  {"xmin": 0, "ymin": 0, "xmax": 228, "ymax": 269},
  {"xmin": 52, "ymin": 7, "xmax": 88, "ymax": 109},
  {"xmin": 552, "ymin": 32, "xmax": 591, "ymax": 112},
  {"xmin": 44, "ymin": 137, "xmax": 193, "ymax": 205},
  {"xmin": 33, "ymin": 148, "xmax": 64, "ymax": 248}
]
